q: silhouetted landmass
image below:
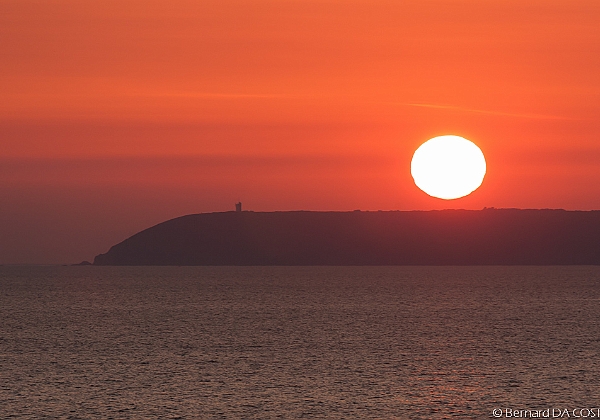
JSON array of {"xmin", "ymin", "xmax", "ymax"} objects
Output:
[{"xmin": 93, "ymin": 209, "xmax": 600, "ymax": 265}]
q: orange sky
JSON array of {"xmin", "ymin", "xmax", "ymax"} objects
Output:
[{"xmin": 1, "ymin": 0, "xmax": 599, "ymax": 263}]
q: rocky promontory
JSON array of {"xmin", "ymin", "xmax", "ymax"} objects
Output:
[{"xmin": 93, "ymin": 209, "xmax": 600, "ymax": 265}]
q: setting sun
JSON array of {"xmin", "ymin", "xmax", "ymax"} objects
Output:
[{"xmin": 411, "ymin": 135, "xmax": 486, "ymax": 200}]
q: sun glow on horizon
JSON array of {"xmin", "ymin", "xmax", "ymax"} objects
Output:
[{"xmin": 411, "ymin": 135, "xmax": 486, "ymax": 200}]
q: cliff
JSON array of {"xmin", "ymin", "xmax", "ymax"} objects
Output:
[{"xmin": 93, "ymin": 209, "xmax": 600, "ymax": 265}]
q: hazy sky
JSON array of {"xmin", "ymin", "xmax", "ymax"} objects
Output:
[{"xmin": 1, "ymin": 0, "xmax": 599, "ymax": 263}]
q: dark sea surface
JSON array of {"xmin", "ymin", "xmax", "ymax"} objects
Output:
[{"xmin": 1, "ymin": 266, "xmax": 600, "ymax": 419}]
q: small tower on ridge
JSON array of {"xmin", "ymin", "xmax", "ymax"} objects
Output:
[{"xmin": 235, "ymin": 202, "xmax": 242, "ymax": 212}]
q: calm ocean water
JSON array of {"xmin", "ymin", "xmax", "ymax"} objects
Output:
[{"xmin": 1, "ymin": 266, "xmax": 600, "ymax": 419}]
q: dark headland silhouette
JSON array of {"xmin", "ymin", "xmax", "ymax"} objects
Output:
[{"xmin": 93, "ymin": 209, "xmax": 600, "ymax": 265}]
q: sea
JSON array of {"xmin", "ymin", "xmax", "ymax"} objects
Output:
[{"xmin": 1, "ymin": 266, "xmax": 599, "ymax": 419}]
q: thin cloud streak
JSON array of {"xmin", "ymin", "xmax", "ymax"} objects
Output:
[
  {"xmin": 141, "ymin": 91, "xmax": 298, "ymax": 99},
  {"xmin": 395, "ymin": 102, "xmax": 578, "ymax": 121}
]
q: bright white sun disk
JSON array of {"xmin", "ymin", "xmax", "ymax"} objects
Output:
[{"xmin": 411, "ymin": 135, "xmax": 486, "ymax": 200}]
